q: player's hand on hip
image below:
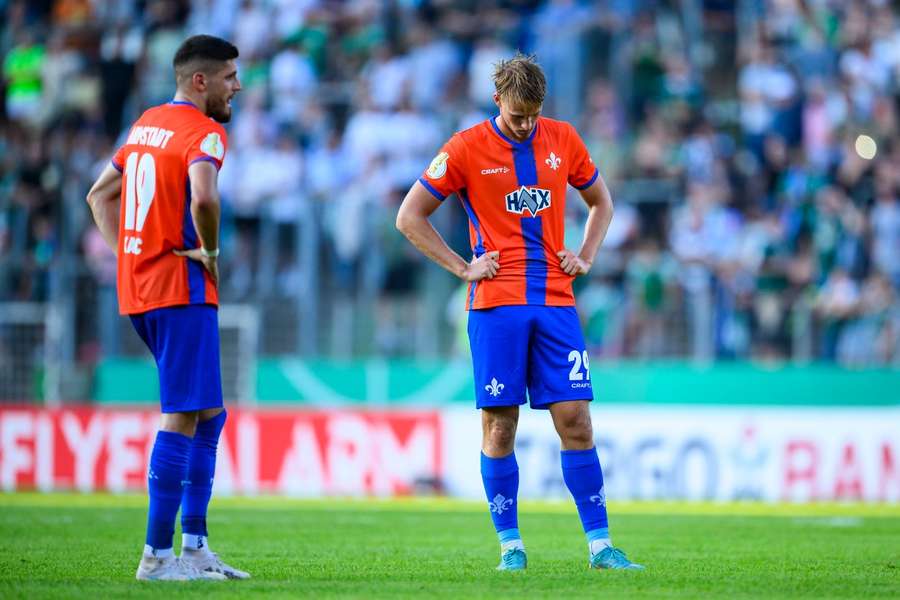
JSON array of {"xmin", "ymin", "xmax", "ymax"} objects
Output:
[
  {"xmin": 463, "ymin": 251, "xmax": 500, "ymax": 282},
  {"xmin": 173, "ymin": 248, "xmax": 219, "ymax": 284},
  {"xmin": 557, "ymin": 249, "xmax": 591, "ymax": 277}
]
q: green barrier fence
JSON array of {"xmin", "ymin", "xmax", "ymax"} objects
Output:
[{"xmin": 94, "ymin": 359, "xmax": 900, "ymax": 406}]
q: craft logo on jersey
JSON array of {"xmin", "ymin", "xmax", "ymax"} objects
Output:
[
  {"xmin": 426, "ymin": 151, "xmax": 449, "ymax": 179},
  {"xmin": 505, "ymin": 186, "xmax": 552, "ymax": 216},
  {"xmin": 481, "ymin": 166, "xmax": 510, "ymax": 175}
]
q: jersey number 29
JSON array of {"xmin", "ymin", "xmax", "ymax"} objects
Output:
[{"xmin": 568, "ymin": 350, "xmax": 591, "ymax": 381}]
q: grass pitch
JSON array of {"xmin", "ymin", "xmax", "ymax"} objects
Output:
[{"xmin": 1, "ymin": 494, "xmax": 898, "ymax": 599}]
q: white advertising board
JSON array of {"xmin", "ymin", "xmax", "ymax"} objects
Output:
[{"xmin": 442, "ymin": 406, "xmax": 900, "ymax": 502}]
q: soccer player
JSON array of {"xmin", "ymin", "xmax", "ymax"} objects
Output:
[
  {"xmin": 396, "ymin": 54, "xmax": 643, "ymax": 571},
  {"xmin": 86, "ymin": 35, "xmax": 249, "ymax": 581}
]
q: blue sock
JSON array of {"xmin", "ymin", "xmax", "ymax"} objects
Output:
[
  {"xmin": 146, "ymin": 430, "xmax": 192, "ymax": 551},
  {"xmin": 480, "ymin": 452, "xmax": 520, "ymax": 543},
  {"xmin": 181, "ymin": 411, "xmax": 226, "ymax": 542},
  {"xmin": 561, "ymin": 448, "xmax": 610, "ymax": 545}
]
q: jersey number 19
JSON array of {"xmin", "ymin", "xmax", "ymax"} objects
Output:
[{"xmin": 122, "ymin": 152, "xmax": 156, "ymax": 255}]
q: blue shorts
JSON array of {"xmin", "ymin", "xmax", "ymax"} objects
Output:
[
  {"xmin": 467, "ymin": 305, "xmax": 593, "ymax": 409},
  {"xmin": 129, "ymin": 304, "xmax": 224, "ymax": 414}
]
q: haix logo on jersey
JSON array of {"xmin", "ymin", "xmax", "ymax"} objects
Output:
[
  {"xmin": 126, "ymin": 126, "xmax": 175, "ymax": 149},
  {"xmin": 505, "ymin": 186, "xmax": 552, "ymax": 216}
]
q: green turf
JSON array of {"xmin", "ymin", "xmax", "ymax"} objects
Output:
[{"xmin": 1, "ymin": 494, "xmax": 898, "ymax": 599}]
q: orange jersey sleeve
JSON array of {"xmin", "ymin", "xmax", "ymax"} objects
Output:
[
  {"xmin": 111, "ymin": 102, "xmax": 226, "ymax": 314},
  {"xmin": 418, "ymin": 133, "xmax": 468, "ymax": 201},
  {"xmin": 185, "ymin": 125, "xmax": 228, "ymax": 170},
  {"xmin": 565, "ymin": 123, "xmax": 599, "ymax": 190},
  {"xmin": 111, "ymin": 144, "xmax": 126, "ymax": 172}
]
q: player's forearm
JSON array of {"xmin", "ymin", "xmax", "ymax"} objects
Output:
[
  {"xmin": 86, "ymin": 164, "xmax": 123, "ymax": 253},
  {"xmin": 191, "ymin": 196, "xmax": 220, "ymax": 251},
  {"xmin": 88, "ymin": 195, "xmax": 120, "ymax": 252},
  {"xmin": 577, "ymin": 180, "xmax": 614, "ymax": 263},
  {"xmin": 577, "ymin": 203, "xmax": 612, "ymax": 263},
  {"xmin": 397, "ymin": 214, "xmax": 468, "ymax": 280}
]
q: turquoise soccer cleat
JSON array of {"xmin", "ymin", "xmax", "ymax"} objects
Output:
[
  {"xmin": 496, "ymin": 548, "xmax": 527, "ymax": 571},
  {"xmin": 589, "ymin": 546, "xmax": 644, "ymax": 570}
]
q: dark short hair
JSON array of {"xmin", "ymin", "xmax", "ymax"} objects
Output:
[{"xmin": 173, "ymin": 35, "xmax": 239, "ymax": 81}]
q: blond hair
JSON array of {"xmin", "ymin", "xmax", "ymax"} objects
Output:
[{"xmin": 492, "ymin": 52, "xmax": 546, "ymax": 107}]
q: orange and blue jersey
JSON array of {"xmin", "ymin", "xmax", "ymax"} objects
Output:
[
  {"xmin": 419, "ymin": 116, "xmax": 598, "ymax": 310},
  {"xmin": 109, "ymin": 100, "xmax": 227, "ymax": 315}
]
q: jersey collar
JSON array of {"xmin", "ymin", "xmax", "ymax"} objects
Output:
[
  {"xmin": 169, "ymin": 99, "xmax": 199, "ymax": 109},
  {"xmin": 489, "ymin": 115, "xmax": 539, "ymax": 147}
]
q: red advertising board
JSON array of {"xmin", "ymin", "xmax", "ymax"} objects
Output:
[{"xmin": 0, "ymin": 407, "xmax": 442, "ymax": 495}]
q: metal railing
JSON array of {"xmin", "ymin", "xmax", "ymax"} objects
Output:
[
  {"xmin": 2, "ymin": 280, "xmax": 871, "ymax": 405},
  {"xmin": 0, "ymin": 303, "xmax": 60, "ymax": 404}
]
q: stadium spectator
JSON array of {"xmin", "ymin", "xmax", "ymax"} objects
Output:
[
  {"xmin": 3, "ymin": 30, "xmax": 45, "ymax": 125},
  {"xmin": 0, "ymin": 0, "xmax": 898, "ymax": 369}
]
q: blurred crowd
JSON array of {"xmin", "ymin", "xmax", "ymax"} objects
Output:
[{"xmin": 1, "ymin": 0, "xmax": 898, "ymax": 366}]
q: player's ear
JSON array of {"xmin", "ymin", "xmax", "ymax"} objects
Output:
[
  {"xmin": 191, "ymin": 71, "xmax": 207, "ymax": 92},
  {"xmin": 492, "ymin": 92, "xmax": 502, "ymax": 110}
]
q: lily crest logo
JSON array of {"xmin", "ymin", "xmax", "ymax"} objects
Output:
[
  {"xmin": 546, "ymin": 151, "xmax": 561, "ymax": 170},
  {"xmin": 590, "ymin": 486, "xmax": 606, "ymax": 507},
  {"xmin": 505, "ymin": 186, "xmax": 552, "ymax": 216},
  {"xmin": 485, "ymin": 377, "xmax": 505, "ymax": 397},
  {"xmin": 489, "ymin": 493, "xmax": 514, "ymax": 514}
]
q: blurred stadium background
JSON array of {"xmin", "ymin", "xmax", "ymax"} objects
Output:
[{"xmin": 0, "ymin": 0, "xmax": 898, "ymax": 504}]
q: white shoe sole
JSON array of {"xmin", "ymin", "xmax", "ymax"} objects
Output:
[{"xmin": 136, "ymin": 565, "xmax": 228, "ymax": 581}]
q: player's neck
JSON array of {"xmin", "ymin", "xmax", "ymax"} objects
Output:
[
  {"xmin": 493, "ymin": 116, "xmax": 534, "ymax": 144},
  {"xmin": 172, "ymin": 90, "xmax": 206, "ymax": 113}
]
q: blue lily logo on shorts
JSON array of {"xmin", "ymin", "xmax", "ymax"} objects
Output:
[
  {"xmin": 489, "ymin": 493, "xmax": 514, "ymax": 514},
  {"xmin": 485, "ymin": 377, "xmax": 505, "ymax": 397}
]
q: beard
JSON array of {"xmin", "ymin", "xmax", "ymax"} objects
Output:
[{"xmin": 208, "ymin": 95, "xmax": 232, "ymax": 123}]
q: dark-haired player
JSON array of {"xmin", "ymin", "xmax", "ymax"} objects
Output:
[{"xmin": 86, "ymin": 34, "xmax": 247, "ymax": 581}]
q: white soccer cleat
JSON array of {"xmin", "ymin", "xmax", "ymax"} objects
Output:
[
  {"xmin": 180, "ymin": 547, "xmax": 251, "ymax": 579},
  {"xmin": 135, "ymin": 553, "xmax": 227, "ymax": 581}
]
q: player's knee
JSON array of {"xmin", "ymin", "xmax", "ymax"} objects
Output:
[
  {"xmin": 484, "ymin": 418, "xmax": 516, "ymax": 451},
  {"xmin": 563, "ymin": 426, "xmax": 593, "ymax": 448},
  {"xmin": 196, "ymin": 409, "xmax": 227, "ymax": 440},
  {"xmin": 160, "ymin": 411, "xmax": 199, "ymax": 437},
  {"xmin": 557, "ymin": 411, "xmax": 593, "ymax": 447}
]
